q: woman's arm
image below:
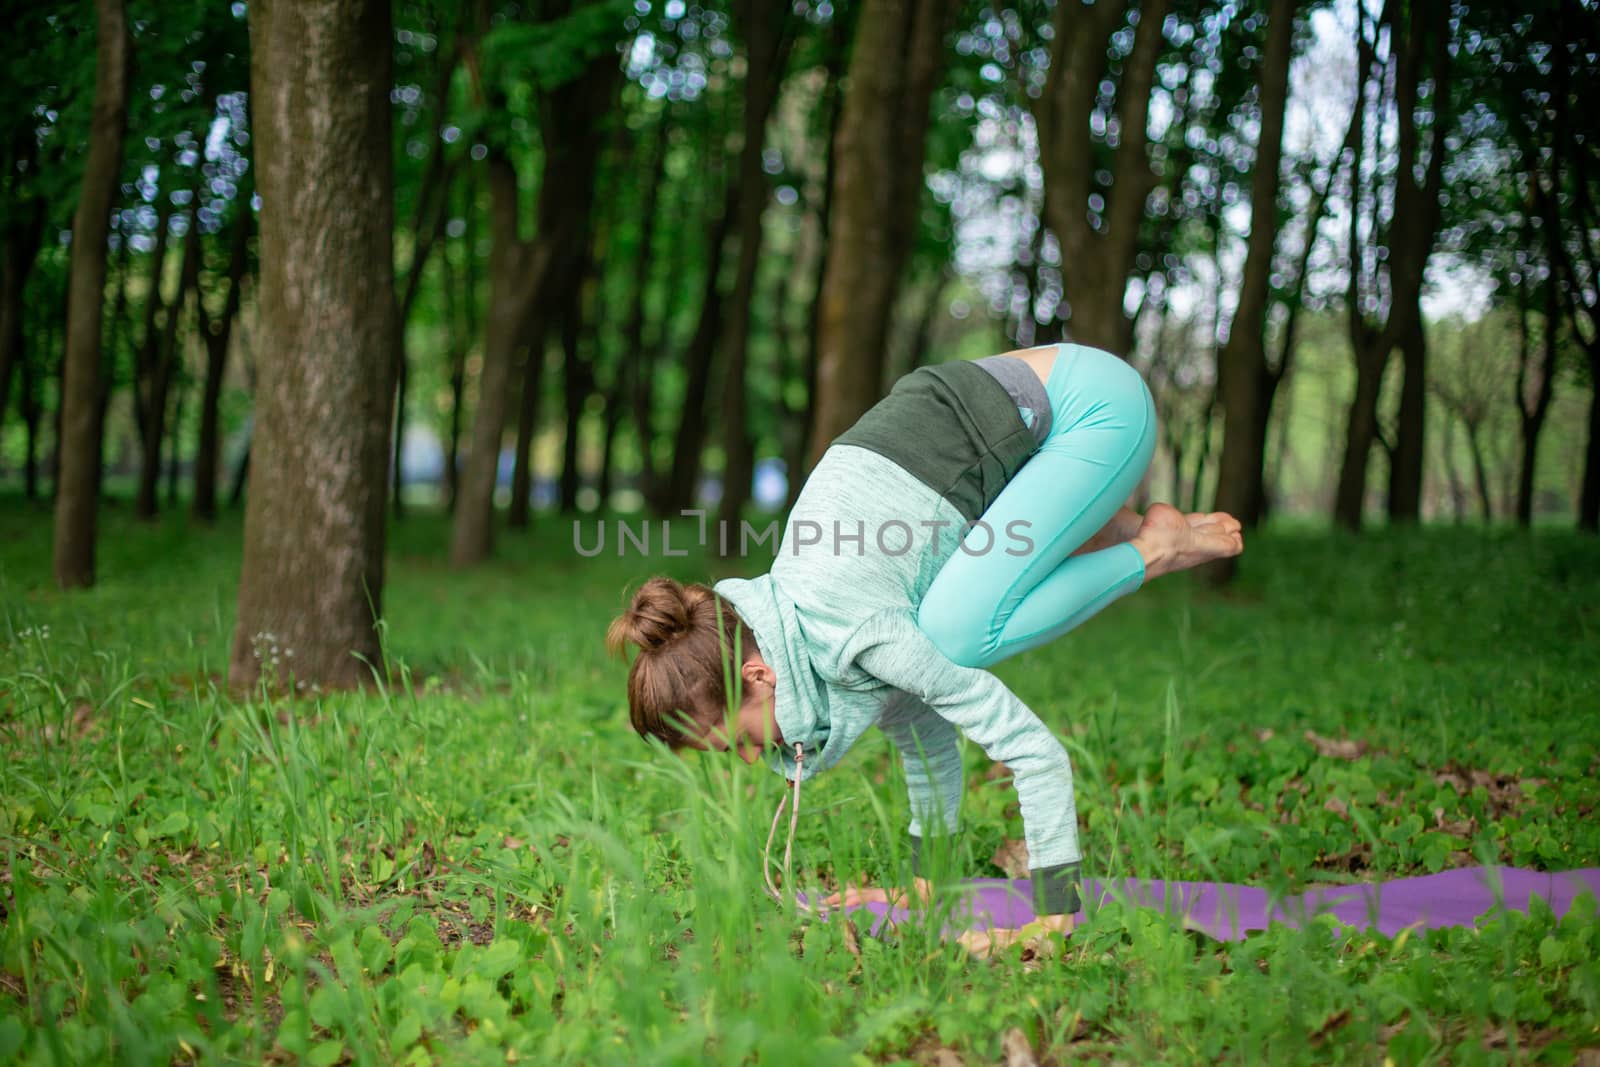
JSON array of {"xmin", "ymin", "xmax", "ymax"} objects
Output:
[
  {"xmin": 840, "ymin": 608, "xmax": 1085, "ymax": 926},
  {"xmin": 879, "ymin": 692, "xmax": 965, "ymax": 873}
]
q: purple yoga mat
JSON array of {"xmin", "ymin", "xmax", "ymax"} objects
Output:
[{"xmin": 819, "ymin": 867, "xmax": 1600, "ymax": 941}]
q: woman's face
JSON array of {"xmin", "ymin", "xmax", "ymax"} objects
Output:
[{"xmin": 685, "ymin": 655, "xmax": 783, "ymax": 764}]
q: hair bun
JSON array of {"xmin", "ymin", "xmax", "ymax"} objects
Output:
[{"xmin": 607, "ymin": 576, "xmax": 707, "ymax": 657}]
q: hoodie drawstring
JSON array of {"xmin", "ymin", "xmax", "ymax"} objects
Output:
[{"xmin": 763, "ymin": 741, "xmax": 829, "ymax": 918}]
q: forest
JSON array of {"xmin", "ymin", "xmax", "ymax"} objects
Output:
[{"xmin": 2, "ymin": 0, "xmax": 1599, "ymax": 1063}]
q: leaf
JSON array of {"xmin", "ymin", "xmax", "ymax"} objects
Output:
[
  {"xmin": 0, "ymin": 1017, "xmax": 25, "ymax": 1061},
  {"xmin": 360, "ymin": 924, "xmax": 392, "ymax": 974},
  {"xmin": 475, "ymin": 938, "xmax": 522, "ymax": 980},
  {"xmin": 308, "ymin": 984, "xmax": 344, "ymax": 1030},
  {"xmin": 1001, "ymin": 1027, "xmax": 1038, "ymax": 1067},
  {"xmin": 991, "ymin": 838, "xmax": 1030, "ymax": 879},
  {"xmin": 391, "ymin": 1012, "xmax": 423, "ymax": 1051},
  {"xmin": 1304, "ymin": 730, "xmax": 1367, "ymax": 760},
  {"xmin": 841, "ymin": 917, "xmax": 862, "ymax": 961},
  {"xmin": 308, "ymin": 1039, "xmax": 345, "ymax": 1067},
  {"xmin": 1309, "ymin": 1008, "xmax": 1352, "ymax": 1046},
  {"xmin": 154, "ymin": 810, "xmax": 189, "ymax": 837}
]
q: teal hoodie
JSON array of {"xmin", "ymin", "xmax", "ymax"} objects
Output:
[{"xmin": 712, "ymin": 359, "xmax": 1107, "ymax": 915}]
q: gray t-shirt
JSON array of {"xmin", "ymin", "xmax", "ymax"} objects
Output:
[{"xmin": 972, "ymin": 354, "xmax": 1052, "ymax": 445}]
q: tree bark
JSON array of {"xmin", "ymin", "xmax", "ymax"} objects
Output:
[
  {"xmin": 557, "ymin": 293, "xmax": 589, "ymax": 513},
  {"xmin": 443, "ymin": 170, "xmax": 477, "ymax": 513},
  {"xmin": 193, "ymin": 201, "xmax": 252, "ymax": 522},
  {"xmin": 790, "ymin": 11, "xmax": 851, "ymax": 504},
  {"xmin": 1030, "ymin": 0, "xmax": 1168, "ymax": 354},
  {"xmin": 1582, "ymin": 342, "xmax": 1600, "ymax": 532},
  {"xmin": 390, "ymin": 43, "xmax": 460, "ymax": 519},
  {"xmin": 1385, "ymin": 0, "xmax": 1453, "ymax": 523},
  {"xmin": 449, "ymin": 49, "xmax": 617, "ymax": 564},
  {"xmin": 230, "ymin": 0, "xmax": 398, "ymax": 689},
  {"xmin": 164, "ymin": 380, "xmax": 184, "ymax": 507},
  {"xmin": 0, "ymin": 212, "xmax": 44, "ymax": 440},
  {"xmin": 807, "ymin": 0, "xmax": 958, "ymax": 468},
  {"xmin": 508, "ymin": 317, "xmax": 548, "ymax": 524},
  {"xmin": 716, "ymin": 0, "xmax": 797, "ymax": 541},
  {"xmin": 53, "ymin": 0, "xmax": 129, "ymax": 589},
  {"xmin": 1332, "ymin": 8, "xmax": 1381, "ymax": 531},
  {"xmin": 21, "ymin": 333, "xmax": 41, "ymax": 499},
  {"xmin": 1463, "ymin": 418, "xmax": 1492, "ymax": 522},
  {"xmin": 1512, "ymin": 282, "xmax": 1556, "ymax": 525},
  {"xmin": 661, "ymin": 179, "xmax": 738, "ymax": 513},
  {"xmin": 623, "ymin": 109, "xmax": 670, "ymax": 509},
  {"xmin": 136, "ymin": 205, "xmax": 201, "ymax": 519},
  {"xmin": 1210, "ymin": 0, "xmax": 1296, "ymax": 539}
]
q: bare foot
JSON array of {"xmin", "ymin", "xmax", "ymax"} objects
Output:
[{"xmin": 1129, "ymin": 503, "xmax": 1243, "ymax": 580}]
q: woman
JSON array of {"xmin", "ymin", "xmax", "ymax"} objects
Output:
[{"xmin": 606, "ymin": 341, "xmax": 1243, "ymax": 948}]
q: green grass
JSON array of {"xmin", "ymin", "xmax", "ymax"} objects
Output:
[{"xmin": 1, "ymin": 495, "xmax": 1598, "ymax": 1065}]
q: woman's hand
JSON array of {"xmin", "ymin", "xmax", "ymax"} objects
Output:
[
  {"xmin": 822, "ymin": 876, "xmax": 933, "ymax": 910},
  {"xmin": 956, "ymin": 912, "xmax": 1077, "ymax": 959}
]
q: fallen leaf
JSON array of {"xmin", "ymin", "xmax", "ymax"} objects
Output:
[
  {"xmin": 841, "ymin": 918, "xmax": 861, "ymax": 961},
  {"xmin": 1304, "ymin": 729, "xmax": 1367, "ymax": 760},
  {"xmin": 1309, "ymin": 1008, "xmax": 1352, "ymax": 1046},
  {"xmin": 991, "ymin": 838, "xmax": 1030, "ymax": 879},
  {"xmin": 1001, "ymin": 1027, "xmax": 1038, "ymax": 1067}
]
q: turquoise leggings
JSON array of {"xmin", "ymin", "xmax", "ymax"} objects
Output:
[{"xmin": 916, "ymin": 343, "xmax": 1158, "ymax": 670}]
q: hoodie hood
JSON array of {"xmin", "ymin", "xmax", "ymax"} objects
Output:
[{"xmin": 711, "ymin": 573, "xmax": 831, "ymax": 782}]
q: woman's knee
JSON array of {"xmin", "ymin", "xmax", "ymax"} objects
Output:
[{"xmin": 915, "ymin": 591, "xmax": 990, "ymax": 668}]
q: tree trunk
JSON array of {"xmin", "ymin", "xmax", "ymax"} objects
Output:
[
  {"xmin": 1386, "ymin": 317, "xmax": 1427, "ymax": 522},
  {"xmin": 443, "ymin": 171, "xmax": 477, "ymax": 513},
  {"xmin": 0, "ymin": 212, "xmax": 45, "ymax": 439},
  {"xmin": 228, "ymin": 441, "xmax": 249, "ymax": 508},
  {"xmin": 1188, "ymin": 392, "xmax": 1217, "ymax": 514},
  {"xmin": 449, "ymin": 52, "xmax": 617, "ymax": 564},
  {"xmin": 193, "ymin": 202, "xmax": 251, "ymax": 522},
  {"xmin": 449, "ymin": 155, "xmax": 529, "ymax": 564},
  {"xmin": 21, "ymin": 339, "xmax": 40, "ymax": 499},
  {"xmin": 598, "ymin": 358, "xmax": 626, "ymax": 509},
  {"xmin": 1333, "ymin": 7, "xmax": 1381, "ymax": 532},
  {"xmin": 390, "ymin": 47, "xmax": 459, "ymax": 520},
  {"xmin": 1333, "ymin": 330, "xmax": 1388, "ymax": 530},
  {"xmin": 1210, "ymin": 0, "xmax": 1296, "ymax": 539},
  {"xmin": 1582, "ymin": 342, "xmax": 1600, "ymax": 532},
  {"xmin": 1384, "ymin": 0, "xmax": 1453, "ymax": 523},
  {"xmin": 807, "ymin": 0, "xmax": 958, "ymax": 468},
  {"xmin": 662, "ymin": 182, "xmax": 738, "ymax": 513},
  {"xmin": 716, "ymin": 1, "xmax": 796, "ymax": 541},
  {"xmin": 623, "ymin": 109, "xmax": 670, "ymax": 509},
  {"xmin": 1463, "ymin": 419, "xmax": 1492, "ymax": 523},
  {"xmin": 230, "ymin": 0, "xmax": 398, "ymax": 688},
  {"xmin": 390, "ymin": 166, "xmax": 456, "ymax": 516},
  {"xmin": 557, "ymin": 296, "xmax": 590, "ymax": 514},
  {"xmin": 136, "ymin": 210, "xmax": 201, "ymax": 519},
  {"xmin": 1030, "ymin": 0, "xmax": 1168, "ymax": 354},
  {"xmin": 52, "ymin": 0, "xmax": 129, "ymax": 589},
  {"xmin": 789, "ymin": 12, "xmax": 851, "ymax": 503},
  {"xmin": 164, "ymin": 380, "xmax": 184, "ymax": 508},
  {"xmin": 1513, "ymin": 284, "xmax": 1557, "ymax": 526},
  {"xmin": 508, "ymin": 318, "xmax": 547, "ymax": 525}
]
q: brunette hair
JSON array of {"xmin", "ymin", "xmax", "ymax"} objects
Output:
[{"xmin": 605, "ymin": 576, "xmax": 759, "ymax": 748}]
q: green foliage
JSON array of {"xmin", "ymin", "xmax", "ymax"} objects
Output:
[{"xmin": 0, "ymin": 506, "xmax": 1596, "ymax": 1062}]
